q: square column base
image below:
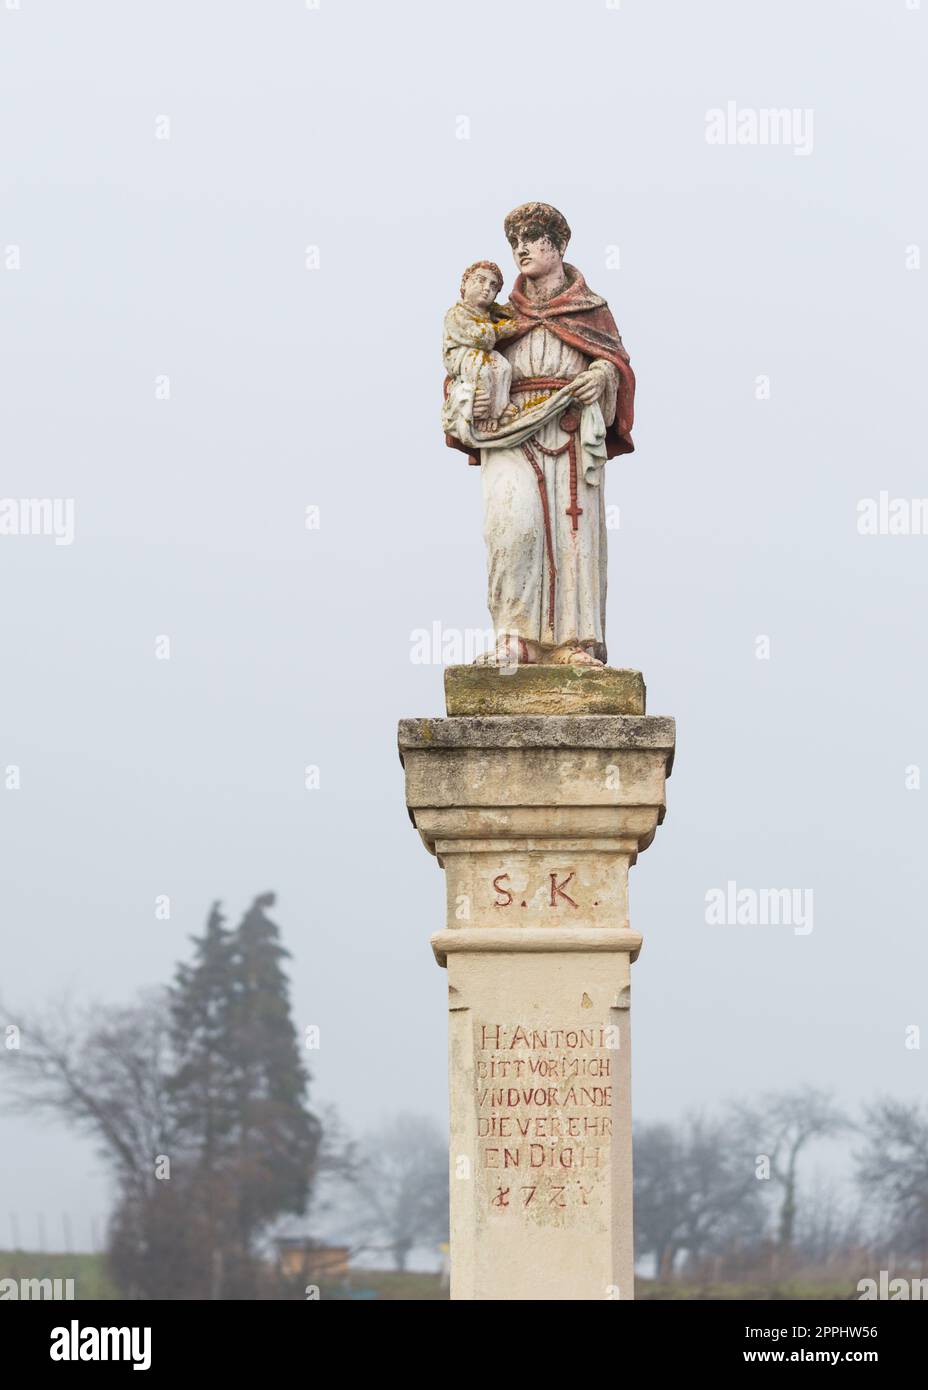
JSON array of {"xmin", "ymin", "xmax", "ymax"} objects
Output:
[{"xmin": 399, "ymin": 704, "xmax": 675, "ymax": 1301}]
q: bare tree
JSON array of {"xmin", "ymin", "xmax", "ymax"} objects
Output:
[
  {"xmin": 634, "ymin": 1122, "xmax": 687, "ymax": 1279},
  {"xmin": 854, "ymin": 1097, "xmax": 928, "ymax": 1263},
  {"xmin": 731, "ymin": 1087, "xmax": 847, "ymax": 1257},
  {"xmin": 0, "ymin": 990, "xmax": 196, "ymax": 1297},
  {"xmin": 344, "ymin": 1114, "xmax": 448, "ymax": 1271},
  {"xmin": 634, "ymin": 1115, "xmax": 765, "ymax": 1280},
  {"xmin": 793, "ymin": 1169, "xmax": 865, "ymax": 1266},
  {"xmin": 0, "ymin": 990, "xmax": 174, "ymax": 1204}
]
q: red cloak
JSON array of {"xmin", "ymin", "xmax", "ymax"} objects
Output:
[{"xmin": 444, "ymin": 263, "xmax": 635, "ymax": 466}]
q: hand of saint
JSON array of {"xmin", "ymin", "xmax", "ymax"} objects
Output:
[{"xmin": 569, "ymin": 370, "xmax": 604, "ymax": 406}]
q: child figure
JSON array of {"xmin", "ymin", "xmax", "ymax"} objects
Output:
[{"xmin": 443, "ymin": 261, "xmax": 520, "ymax": 431}]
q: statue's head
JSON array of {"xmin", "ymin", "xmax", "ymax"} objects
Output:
[
  {"xmin": 504, "ymin": 202, "xmax": 571, "ymax": 279},
  {"xmin": 460, "ymin": 260, "xmax": 504, "ymax": 310}
]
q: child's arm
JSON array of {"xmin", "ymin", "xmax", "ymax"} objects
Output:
[{"xmin": 490, "ymin": 304, "xmax": 518, "ymax": 342}]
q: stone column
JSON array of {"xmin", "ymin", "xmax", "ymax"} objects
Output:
[{"xmin": 398, "ymin": 667, "xmax": 675, "ymax": 1302}]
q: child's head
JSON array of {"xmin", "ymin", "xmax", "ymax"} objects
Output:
[{"xmin": 460, "ymin": 261, "xmax": 504, "ymax": 310}]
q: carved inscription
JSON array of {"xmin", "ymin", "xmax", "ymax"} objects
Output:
[
  {"xmin": 492, "ymin": 871, "xmax": 582, "ymax": 909},
  {"xmin": 475, "ymin": 1022, "xmax": 617, "ymax": 1222}
]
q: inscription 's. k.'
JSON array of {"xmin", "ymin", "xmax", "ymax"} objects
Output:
[{"xmin": 492, "ymin": 871, "xmax": 579, "ymax": 908}]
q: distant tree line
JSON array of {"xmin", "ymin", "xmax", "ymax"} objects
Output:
[{"xmin": 634, "ymin": 1088, "xmax": 928, "ymax": 1283}]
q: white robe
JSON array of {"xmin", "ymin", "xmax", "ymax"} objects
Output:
[{"xmin": 479, "ymin": 326, "xmax": 618, "ymax": 656}]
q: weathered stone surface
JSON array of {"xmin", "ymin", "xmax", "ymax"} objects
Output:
[
  {"xmin": 398, "ymin": 708, "xmax": 675, "ymax": 1300},
  {"xmin": 444, "ymin": 950, "xmax": 635, "ymax": 1301},
  {"xmin": 444, "ymin": 664, "xmax": 645, "ymax": 717},
  {"xmin": 399, "ymin": 713, "xmax": 675, "ymax": 762}
]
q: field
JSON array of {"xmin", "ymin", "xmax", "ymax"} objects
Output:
[{"xmin": 0, "ymin": 1252, "xmax": 865, "ymax": 1301}]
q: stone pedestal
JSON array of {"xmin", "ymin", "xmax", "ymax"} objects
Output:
[{"xmin": 398, "ymin": 668, "xmax": 675, "ymax": 1301}]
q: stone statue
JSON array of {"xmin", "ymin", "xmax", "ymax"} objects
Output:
[{"xmin": 443, "ymin": 203, "xmax": 635, "ymax": 668}]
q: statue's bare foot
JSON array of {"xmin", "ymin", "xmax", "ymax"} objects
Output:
[{"xmin": 551, "ymin": 643, "xmax": 604, "ymax": 668}]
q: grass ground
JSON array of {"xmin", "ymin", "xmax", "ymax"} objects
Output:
[
  {"xmin": 319, "ymin": 1269, "xmax": 448, "ymax": 1300},
  {"xmin": 0, "ymin": 1252, "xmax": 862, "ymax": 1300},
  {"xmin": 339, "ymin": 1273, "xmax": 861, "ymax": 1300},
  {"xmin": 637, "ymin": 1278, "xmax": 860, "ymax": 1301}
]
